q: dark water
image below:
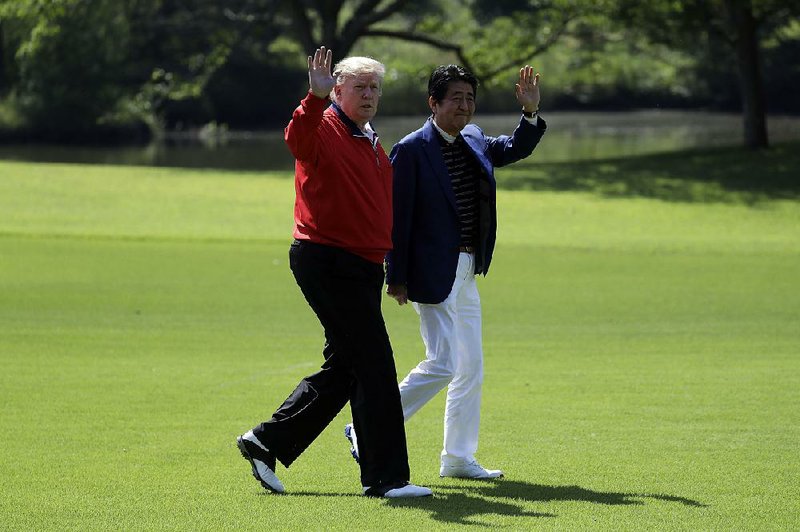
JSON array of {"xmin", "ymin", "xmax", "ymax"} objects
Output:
[{"xmin": 1, "ymin": 111, "xmax": 798, "ymax": 172}]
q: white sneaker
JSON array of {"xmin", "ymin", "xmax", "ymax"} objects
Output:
[
  {"xmin": 440, "ymin": 460, "xmax": 503, "ymax": 479},
  {"xmin": 384, "ymin": 484, "xmax": 433, "ymax": 498},
  {"xmin": 363, "ymin": 482, "xmax": 433, "ymax": 498}
]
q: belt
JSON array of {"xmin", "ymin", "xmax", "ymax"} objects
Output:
[{"xmin": 458, "ymin": 246, "xmax": 474, "ymax": 253}]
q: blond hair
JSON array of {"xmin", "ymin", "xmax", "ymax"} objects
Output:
[{"xmin": 330, "ymin": 56, "xmax": 385, "ymax": 103}]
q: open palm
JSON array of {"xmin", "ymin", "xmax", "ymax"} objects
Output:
[
  {"xmin": 309, "ymin": 46, "xmax": 335, "ymax": 99},
  {"xmin": 515, "ymin": 65, "xmax": 540, "ymax": 112}
]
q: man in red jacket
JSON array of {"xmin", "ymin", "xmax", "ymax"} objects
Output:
[{"xmin": 236, "ymin": 47, "xmax": 431, "ymax": 498}]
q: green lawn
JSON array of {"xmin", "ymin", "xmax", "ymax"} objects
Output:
[{"xmin": 1, "ymin": 145, "xmax": 798, "ymax": 530}]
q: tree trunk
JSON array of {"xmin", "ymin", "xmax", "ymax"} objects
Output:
[
  {"xmin": 0, "ymin": 22, "xmax": 6, "ymax": 94},
  {"xmin": 724, "ymin": 0, "xmax": 768, "ymax": 149}
]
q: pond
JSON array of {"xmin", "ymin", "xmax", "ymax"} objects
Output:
[{"xmin": 1, "ymin": 111, "xmax": 798, "ymax": 172}]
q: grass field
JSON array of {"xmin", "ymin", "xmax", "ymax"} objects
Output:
[{"xmin": 1, "ymin": 144, "xmax": 799, "ymax": 530}]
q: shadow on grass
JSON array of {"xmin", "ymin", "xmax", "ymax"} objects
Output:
[
  {"xmin": 286, "ymin": 480, "xmax": 705, "ymax": 525},
  {"xmin": 385, "ymin": 480, "xmax": 706, "ymax": 526},
  {"xmin": 499, "ymin": 141, "xmax": 800, "ymax": 204}
]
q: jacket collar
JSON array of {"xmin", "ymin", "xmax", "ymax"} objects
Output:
[
  {"xmin": 422, "ymin": 116, "xmax": 495, "ymax": 185},
  {"xmin": 421, "ymin": 118, "xmax": 458, "ymax": 212},
  {"xmin": 422, "ymin": 116, "xmax": 441, "ymax": 143},
  {"xmin": 431, "ymin": 118, "xmax": 457, "ymax": 143},
  {"xmin": 330, "ymin": 101, "xmax": 373, "ymax": 138}
]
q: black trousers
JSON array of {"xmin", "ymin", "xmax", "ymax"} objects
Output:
[{"xmin": 254, "ymin": 240, "xmax": 410, "ymax": 488}]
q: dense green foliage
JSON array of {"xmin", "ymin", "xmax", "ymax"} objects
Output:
[
  {"xmin": 1, "ymin": 0, "xmax": 798, "ymax": 140},
  {"xmin": 1, "ymin": 0, "xmax": 300, "ymax": 136},
  {"xmin": 10, "ymin": 0, "xmax": 131, "ymax": 138},
  {"xmin": 1, "ymin": 148, "xmax": 799, "ymax": 528}
]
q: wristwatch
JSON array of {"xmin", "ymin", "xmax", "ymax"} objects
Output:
[{"xmin": 522, "ymin": 109, "xmax": 537, "ymax": 119}]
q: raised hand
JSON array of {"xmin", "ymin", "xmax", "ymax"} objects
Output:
[
  {"xmin": 308, "ymin": 46, "xmax": 335, "ymax": 99},
  {"xmin": 515, "ymin": 65, "xmax": 540, "ymax": 112}
]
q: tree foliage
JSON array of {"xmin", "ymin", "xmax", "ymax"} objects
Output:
[
  {"xmin": 2, "ymin": 0, "xmax": 129, "ymax": 136},
  {"xmin": 0, "ymin": 0, "xmax": 798, "ymax": 141},
  {"xmin": 613, "ymin": 0, "xmax": 800, "ymax": 148},
  {"xmin": 123, "ymin": 0, "xmax": 289, "ymax": 129}
]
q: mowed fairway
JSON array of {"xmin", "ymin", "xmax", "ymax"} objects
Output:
[{"xmin": 1, "ymin": 148, "xmax": 798, "ymax": 530}]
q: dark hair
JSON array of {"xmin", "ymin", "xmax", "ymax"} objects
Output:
[{"xmin": 428, "ymin": 64, "xmax": 478, "ymax": 103}]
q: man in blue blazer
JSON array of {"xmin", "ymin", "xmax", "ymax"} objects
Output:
[{"xmin": 383, "ymin": 64, "xmax": 546, "ymax": 479}]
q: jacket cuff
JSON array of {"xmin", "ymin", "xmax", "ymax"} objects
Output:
[{"xmin": 302, "ymin": 90, "xmax": 331, "ymax": 109}]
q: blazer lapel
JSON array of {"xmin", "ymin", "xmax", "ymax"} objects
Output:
[
  {"xmin": 421, "ymin": 118, "xmax": 458, "ymax": 213},
  {"xmin": 462, "ymin": 127, "xmax": 497, "ymax": 194}
]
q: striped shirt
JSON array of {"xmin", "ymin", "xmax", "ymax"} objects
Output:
[{"xmin": 437, "ymin": 132, "xmax": 481, "ymax": 248}]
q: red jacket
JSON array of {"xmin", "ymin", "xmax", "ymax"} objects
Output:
[{"xmin": 285, "ymin": 92, "xmax": 393, "ymax": 264}]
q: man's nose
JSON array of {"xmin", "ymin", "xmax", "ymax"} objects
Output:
[{"xmin": 362, "ymin": 87, "xmax": 376, "ymax": 97}]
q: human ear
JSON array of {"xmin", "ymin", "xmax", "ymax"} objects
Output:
[{"xmin": 428, "ymin": 95, "xmax": 437, "ymax": 114}]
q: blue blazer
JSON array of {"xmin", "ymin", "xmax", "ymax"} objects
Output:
[{"xmin": 386, "ymin": 115, "xmax": 546, "ymax": 304}]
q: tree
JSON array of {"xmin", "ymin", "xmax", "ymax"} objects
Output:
[
  {"xmin": 124, "ymin": 0, "xmax": 287, "ymax": 128},
  {"xmin": 10, "ymin": 0, "xmax": 131, "ymax": 138},
  {"xmin": 615, "ymin": 0, "xmax": 800, "ymax": 149},
  {"xmin": 724, "ymin": 0, "xmax": 767, "ymax": 149},
  {"xmin": 0, "ymin": 22, "xmax": 6, "ymax": 92},
  {"xmin": 281, "ymin": 0, "xmax": 585, "ymax": 84},
  {"xmin": 459, "ymin": 0, "xmax": 582, "ymax": 83},
  {"xmin": 0, "ymin": 1, "xmax": 35, "ymax": 96},
  {"xmin": 281, "ymin": 0, "xmax": 418, "ymax": 63}
]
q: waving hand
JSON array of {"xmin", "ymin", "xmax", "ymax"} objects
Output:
[
  {"xmin": 515, "ymin": 65, "xmax": 541, "ymax": 113},
  {"xmin": 308, "ymin": 46, "xmax": 335, "ymax": 99}
]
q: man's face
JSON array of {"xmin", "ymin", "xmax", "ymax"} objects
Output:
[
  {"xmin": 429, "ymin": 81, "xmax": 476, "ymax": 136},
  {"xmin": 335, "ymin": 73, "xmax": 381, "ymax": 128}
]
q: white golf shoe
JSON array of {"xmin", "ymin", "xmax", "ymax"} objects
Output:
[
  {"xmin": 440, "ymin": 459, "xmax": 503, "ymax": 479},
  {"xmin": 236, "ymin": 430, "xmax": 285, "ymax": 493},
  {"xmin": 363, "ymin": 481, "xmax": 433, "ymax": 498},
  {"xmin": 344, "ymin": 423, "xmax": 360, "ymax": 463}
]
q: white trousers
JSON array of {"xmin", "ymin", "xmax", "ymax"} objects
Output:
[{"xmin": 399, "ymin": 252, "xmax": 483, "ymax": 464}]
